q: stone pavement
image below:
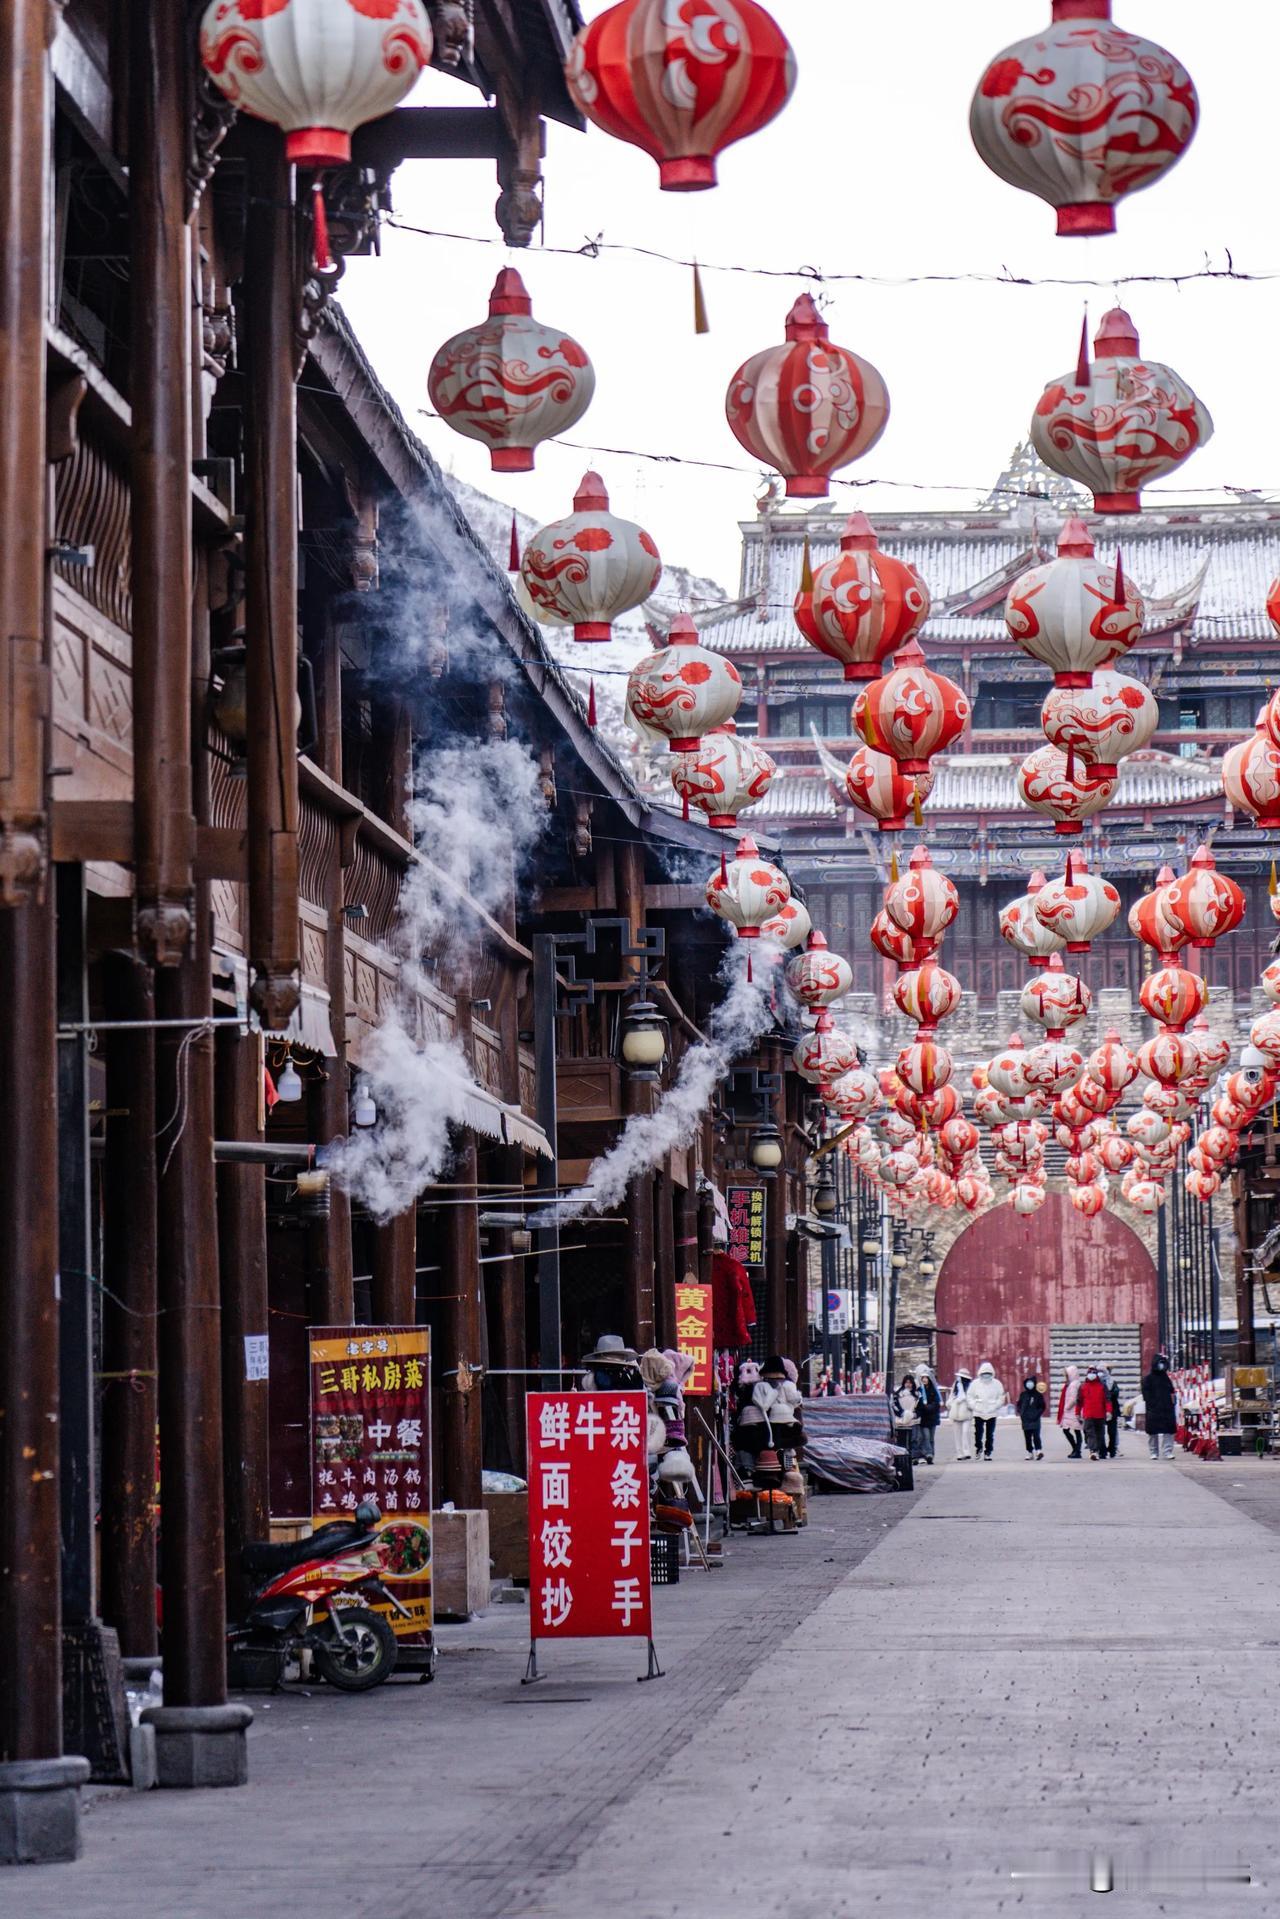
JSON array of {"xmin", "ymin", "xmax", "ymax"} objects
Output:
[{"xmin": 8, "ymin": 1447, "xmax": 1280, "ymax": 1919}]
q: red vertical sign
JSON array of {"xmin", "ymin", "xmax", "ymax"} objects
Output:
[
  {"xmin": 674, "ymin": 1280, "xmax": 714, "ymax": 1395},
  {"xmin": 526, "ymin": 1392, "xmax": 653, "ymax": 1643}
]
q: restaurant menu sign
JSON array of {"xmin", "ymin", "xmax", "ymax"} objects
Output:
[
  {"xmin": 309, "ymin": 1325, "xmax": 432, "ymax": 1642},
  {"xmin": 726, "ymin": 1184, "xmax": 766, "ymax": 1267},
  {"xmin": 526, "ymin": 1391, "xmax": 653, "ymax": 1647},
  {"xmin": 674, "ymin": 1280, "xmax": 714, "ymax": 1395}
]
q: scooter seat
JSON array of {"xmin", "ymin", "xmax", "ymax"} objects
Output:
[{"xmin": 241, "ymin": 1520, "xmax": 368, "ymax": 1577}]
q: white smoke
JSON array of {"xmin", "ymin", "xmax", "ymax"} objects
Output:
[
  {"xmin": 329, "ymin": 738, "xmax": 548, "ymax": 1221},
  {"xmin": 547, "ymin": 942, "xmax": 773, "ymax": 1225}
]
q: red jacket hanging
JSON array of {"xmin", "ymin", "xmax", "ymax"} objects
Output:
[{"xmin": 711, "ymin": 1251, "xmax": 756, "ymax": 1351}]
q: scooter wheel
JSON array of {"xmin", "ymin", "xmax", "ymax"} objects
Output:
[{"xmin": 313, "ymin": 1607, "xmax": 397, "ymax": 1691}]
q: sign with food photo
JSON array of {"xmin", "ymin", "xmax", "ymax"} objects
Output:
[{"xmin": 309, "ymin": 1325, "xmax": 433, "ymax": 1644}]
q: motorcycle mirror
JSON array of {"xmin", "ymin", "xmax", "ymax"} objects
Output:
[{"xmin": 355, "ymin": 1499, "xmax": 382, "ymax": 1527}]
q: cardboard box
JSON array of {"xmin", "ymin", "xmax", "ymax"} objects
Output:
[
  {"xmin": 431, "ymin": 1509, "xmax": 490, "ymax": 1620},
  {"xmin": 483, "ymin": 1490, "xmax": 529, "ymax": 1583}
]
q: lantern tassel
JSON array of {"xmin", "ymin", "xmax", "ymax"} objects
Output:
[
  {"xmin": 889, "ymin": 848, "xmax": 900, "ymax": 883},
  {"xmin": 311, "ymin": 181, "xmax": 335, "ymax": 274},
  {"xmin": 1270, "ymin": 861, "xmax": 1277, "ymax": 899},
  {"xmin": 692, "ymin": 260, "xmax": 710, "ymax": 336},
  {"xmin": 746, "ymin": 951, "xmax": 753, "ymax": 985},
  {"xmin": 508, "ymin": 512, "xmax": 520, "ymax": 572},
  {"xmin": 1075, "ymin": 312, "xmax": 1090, "ymax": 389},
  {"xmin": 587, "ymin": 678, "xmax": 597, "ymax": 729},
  {"xmin": 1066, "ymin": 743, "xmax": 1076, "ymax": 784},
  {"xmin": 1113, "ymin": 547, "xmax": 1126, "ymax": 608},
  {"xmin": 800, "ymin": 535, "xmax": 814, "ymax": 596},
  {"xmin": 681, "ymin": 792, "xmax": 690, "ymax": 822},
  {"xmin": 912, "ymin": 787, "xmax": 924, "ymax": 829},
  {"xmin": 720, "ymin": 849, "xmax": 728, "ymax": 883}
]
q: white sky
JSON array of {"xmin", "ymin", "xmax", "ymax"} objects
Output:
[{"xmin": 340, "ymin": 1, "xmax": 1280, "ymax": 597}]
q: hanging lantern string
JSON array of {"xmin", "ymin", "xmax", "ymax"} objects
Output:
[{"xmin": 385, "ymin": 219, "xmax": 1273, "ymax": 290}]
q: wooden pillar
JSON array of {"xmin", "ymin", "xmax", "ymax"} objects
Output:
[
  {"xmin": 485, "ymin": 1144, "xmax": 527, "ymax": 1475},
  {"xmin": 654, "ymin": 1171, "xmax": 677, "ymax": 1350},
  {"xmin": 0, "ymin": 0, "xmax": 73, "ymax": 1827},
  {"xmin": 56, "ymin": 866, "xmax": 95, "ymax": 1628},
  {"xmin": 99, "ymin": 954, "xmax": 159, "ymax": 1658},
  {"xmin": 242, "ymin": 126, "xmax": 301, "ymax": 1030},
  {"xmin": 618, "ymin": 837, "xmax": 655, "ymax": 1349},
  {"xmin": 215, "ymin": 1030, "xmax": 270, "ymax": 1609},
  {"xmin": 438, "ymin": 1134, "xmax": 483, "ymax": 1509},
  {"xmin": 129, "ymin": 0, "xmax": 195, "ymax": 968},
  {"xmin": 765, "ymin": 1047, "xmax": 789, "ymax": 1359},
  {"xmin": 371, "ymin": 1209, "xmax": 417, "ymax": 1326}
]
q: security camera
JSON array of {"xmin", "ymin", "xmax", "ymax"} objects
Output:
[{"xmin": 1240, "ymin": 1041, "xmax": 1268, "ymax": 1086}]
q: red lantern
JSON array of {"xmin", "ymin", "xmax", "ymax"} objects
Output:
[
  {"xmin": 1065, "ymin": 1151, "xmax": 1101, "ymax": 1187},
  {"xmin": 1016, "ymin": 745, "xmax": 1115, "ymax": 835},
  {"xmin": 1136, "ymin": 1030, "xmax": 1201, "ymax": 1088},
  {"xmin": 726, "ymin": 297, "xmax": 889, "ymax": 499},
  {"xmin": 668, "ymin": 723, "xmax": 775, "ymax": 828},
  {"xmin": 1185, "ymin": 1168, "xmax": 1221, "ymax": 1202},
  {"xmin": 200, "ymin": 0, "xmax": 433, "ymax": 169},
  {"xmin": 893, "ymin": 961, "xmax": 962, "ymax": 1031},
  {"xmin": 565, "ymin": 0, "xmax": 796, "ymax": 192},
  {"xmin": 1088, "ymin": 1031, "xmax": 1139, "ymax": 1096},
  {"xmin": 1005, "ymin": 519, "xmax": 1142, "ymax": 688},
  {"xmin": 854, "ymin": 641, "xmax": 969, "ymax": 776},
  {"xmin": 705, "ymin": 834, "xmax": 789, "ymax": 938},
  {"xmin": 1127, "ymin": 866, "xmax": 1186, "ymax": 959},
  {"xmin": 1098, "ymin": 1133, "xmax": 1134, "ymax": 1175},
  {"xmin": 940, "ymin": 1116, "xmax": 980, "ymax": 1165},
  {"xmin": 428, "ymin": 270, "xmax": 595, "ymax": 473},
  {"xmin": 884, "ymin": 845, "xmax": 960, "ymax": 942},
  {"xmin": 896, "ymin": 1039, "xmax": 953, "ymax": 1099},
  {"xmin": 1160, "ymin": 845, "xmax": 1245, "ymax": 950},
  {"xmin": 1138, "ymin": 965, "xmax": 1208, "ymax": 1033},
  {"xmin": 870, "ymin": 908, "xmax": 929, "ymax": 970},
  {"xmin": 1076, "ymin": 1075, "xmax": 1117, "ymax": 1117},
  {"xmin": 1070, "ymin": 1184, "xmax": 1106, "ymax": 1218},
  {"xmin": 627, "ymin": 614, "xmax": 741, "ymax": 749},
  {"xmin": 1031, "ymin": 308, "xmax": 1213, "ymax": 514},
  {"xmin": 910, "ymin": 1085, "xmax": 961, "ymax": 1131},
  {"xmin": 1199, "ymin": 1125, "xmax": 1239, "ymax": 1166},
  {"xmin": 1224, "ymin": 1068, "xmax": 1275, "ymax": 1115},
  {"xmin": 525, "ymin": 473, "xmax": 661, "ymax": 641},
  {"xmin": 794, "ymin": 515, "xmax": 930, "ymax": 681},
  {"xmin": 842, "ymin": 747, "xmax": 934, "ymax": 834},
  {"xmin": 786, "ymin": 930, "xmax": 853, "ymax": 1014},
  {"xmin": 969, "ymin": 3, "xmax": 1198, "ymax": 238}
]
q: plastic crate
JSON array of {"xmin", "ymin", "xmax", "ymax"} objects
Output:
[{"xmin": 649, "ymin": 1533, "xmax": 680, "ymax": 1585}]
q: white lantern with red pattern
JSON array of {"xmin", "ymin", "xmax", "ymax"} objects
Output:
[
  {"xmin": 627, "ymin": 614, "xmax": 741, "ymax": 749},
  {"xmin": 760, "ymin": 897, "xmax": 810, "ymax": 951},
  {"xmin": 1025, "ymin": 1039, "xmax": 1086, "ymax": 1094},
  {"xmin": 1033, "ymin": 856, "xmax": 1120, "ymax": 954},
  {"xmin": 726, "ymin": 296, "xmax": 889, "ymax": 499},
  {"xmin": 999, "ymin": 870, "xmax": 1066, "ymax": 969},
  {"xmin": 526, "ymin": 473, "xmax": 662, "ymax": 641},
  {"xmin": 1016, "ymin": 745, "xmax": 1116, "ymax": 835},
  {"xmin": 1088, "ymin": 1031, "xmax": 1139, "ymax": 1097},
  {"xmin": 823, "ymin": 1067, "xmax": 881, "ymax": 1122},
  {"xmin": 884, "ymin": 844, "xmax": 960, "ymax": 942},
  {"xmin": 1020, "ymin": 954, "xmax": 1091, "ymax": 1036},
  {"xmin": 1222, "ymin": 715, "xmax": 1280, "ymax": 830},
  {"xmin": 1041, "ymin": 669, "xmax": 1158, "ymax": 778},
  {"xmin": 1070, "ymin": 1183, "xmax": 1107, "ymax": 1217},
  {"xmin": 1011, "ymin": 1181, "xmax": 1047, "ymax": 1216},
  {"xmin": 199, "ymin": 0, "xmax": 433, "ymax": 168},
  {"xmin": 1136, "ymin": 1030, "xmax": 1202, "ymax": 1088},
  {"xmin": 793, "ymin": 1009, "xmax": 859, "ymax": 1085},
  {"xmin": 705, "ymin": 834, "xmax": 789, "ymax": 937},
  {"xmin": 786, "ymin": 930, "xmax": 853, "ymax": 1015},
  {"xmin": 1004, "ymin": 519, "xmax": 1142, "ymax": 688},
  {"xmin": 893, "ymin": 961, "xmax": 962, "ymax": 1032},
  {"xmin": 669, "ymin": 722, "xmax": 775, "ymax": 826},
  {"xmin": 896, "ymin": 1038, "xmax": 953, "ymax": 1098}
]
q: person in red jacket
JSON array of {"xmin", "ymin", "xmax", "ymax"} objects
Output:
[{"xmin": 1077, "ymin": 1366, "xmax": 1111, "ymax": 1459}]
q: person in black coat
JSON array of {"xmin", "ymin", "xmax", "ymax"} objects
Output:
[
  {"xmin": 1016, "ymin": 1376, "xmax": 1046, "ymax": 1459},
  {"xmin": 1142, "ymin": 1355, "xmax": 1178, "ymax": 1460},
  {"xmin": 915, "ymin": 1367, "xmax": 943, "ymax": 1464}
]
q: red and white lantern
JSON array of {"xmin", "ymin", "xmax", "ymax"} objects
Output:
[
  {"xmin": 853, "ymin": 641, "xmax": 969, "ymax": 775},
  {"xmin": 884, "ymin": 845, "xmax": 960, "ymax": 943},
  {"xmin": 893, "ymin": 961, "xmax": 962, "ymax": 1031},
  {"xmin": 525, "ymin": 473, "xmax": 661, "ymax": 641},
  {"xmin": 793, "ymin": 1009, "xmax": 859, "ymax": 1085},
  {"xmin": 1041, "ymin": 669, "xmax": 1158, "ymax": 777},
  {"xmin": 842, "ymin": 747, "xmax": 934, "ymax": 834},
  {"xmin": 669, "ymin": 721, "xmax": 775, "ymax": 827},
  {"xmin": 870, "ymin": 907, "xmax": 923, "ymax": 970},
  {"xmin": 565, "ymin": 0, "xmax": 796, "ymax": 192},
  {"xmin": 200, "ymin": 0, "xmax": 433, "ymax": 168},
  {"xmin": 896, "ymin": 1038, "xmax": 953, "ymax": 1098},
  {"xmin": 1222, "ymin": 714, "xmax": 1280, "ymax": 830},
  {"xmin": 1011, "ymin": 1182, "xmax": 1047, "ymax": 1217},
  {"xmin": 726, "ymin": 296, "xmax": 889, "ymax": 498},
  {"xmin": 1070, "ymin": 1183, "xmax": 1106, "ymax": 1217},
  {"xmin": 1005, "ymin": 519, "xmax": 1142, "ymax": 689},
  {"xmin": 786, "ymin": 930, "xmax": 853, "ymax": 1015},
  {"xmin": 1124, "ymin": 1177, "xmax": 1165, "ymax": 1215},
  {"xmin": 1249, "ymin": 1008, "xmax": 1280, "ymax": 1068},
  {"xmin": 1136, "ymin": 1030, "xmax": 1202, "ymax": 1088},
  {"xmin": 794, "ymin": 514, "xmax": 930, "ymax": 681},
  {"xmin": 940, "ymin": 1116, "xmax": 980, "ymax": 1165},
  {"xmin": 999, "ymin": 870, "xmax": 1066, "ymax": 968},
  {"xmin": 986, "ymin": 1035, "xmax": 1033, "ymax": 1102},
  {"xmin": 1025, "ymin": 1039, "xmax": 1086, "ymax": 1094},
  {"xmin": 627, "ymin": 614, "xmax": 740, "ymax": 749},
  {"xmin": 705, "ymin": 834, "xmax": 789, "ymax": 938},
  {"xmin": 1098, "ymin": 1133, "xmax": 1134, "ymax": 1175},
  {"xmin": 1089, "ymin": 1031, "xmax": 1139, "ymax": 1097},
  {"xmin": 957, "ymin": 1173, "xmax": 993, "ymax": 1213},
  {"xmin": 1127, "ymin": 867, "xmax": 1186, "ymax": 959},
  {"xmin": 1159, "ymin": 845, "xmax": 1245, "ymax": 950},
  {"xmin": 822, "ymin": 1067, "xmax": 881, "ymax": 1122},
  {"xmin": 1138, "ymin": 965, "xmax": 1207, "ymax": 1033},
  {"xmin": 1187, "ymin": 1016, "xmax": 1230, "ymax": 1076},
  {"xmin": 428, "ymin": 271, "xmax": 595, "ymax": 473},
  {"xmin": 1030, "ymin": 308, "xmax": 1213, "ymax": 514},
  {"xmin": 1185, "ymin": 1168, "xmax": 1221, "ymax": 1202},
  {"xmin": 760, "ymin": 898, "xmax": 810, "ymax": 950},
  {"xmin": 1021, "ymin": 954, "xmax": 1091, "ymax": 1035},
  {"xmin": 1033, "ymin": 856, "xmax": 1120, "ymax": 953},
  {"xmin": 1016, "ymin": 744, "xmax": 1115, "ymax": 834},
  {"xmin": 969, "ymin": 3, "xmax": 1198, "ymax": 238}
]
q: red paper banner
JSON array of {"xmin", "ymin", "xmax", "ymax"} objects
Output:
[
  {"xmin": 526, "ymin": 1391, "xmax": 653, "ymax": 1642},
  {"xmin": 309, "ymin": 1326, "xmax": 432, "ymax": 1642},
  {"xmin": 674, "ymin": 1281, "xmax": 713, "ymax": 1395}
]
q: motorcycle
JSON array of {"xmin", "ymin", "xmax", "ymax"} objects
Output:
[{"xmin": 229, "ymin": 1499, "xmax": 407, "ymax": 1691}]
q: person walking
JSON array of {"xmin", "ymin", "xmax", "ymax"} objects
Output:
[
  {"xmin": 893, "ymin": 1373, "xmax": 925, "ymax": 1465},
  {"xmin": 1056, "ymin": 1363, "xmax": 1083, "ymax": 1459},
  {"xmin": 915, "ymin": 1365, "xmax": 943, "ymax": 1465},
  {"xmin": 1017, "ymin": 1375, "xmax": 1046, "ymax": 1459},
  {"xmin": 1101, "ymin": 1363, "xmax": 1122, "ymax": 1458},
  {"xmin": 1078, "ymin": 1366, "xmax": 1111, "ymax": 1459},
  {"xmin": 1142, "ymin": 1354, "xmax": 1178, "ymax": 1460},
  {"xmin": 947, "ymin": 1370, "xmax": 974, "ymax": 1460},
  {"xmin": 967, "ymin": 1361, "xmax": 1007, "ymax": 1460}
]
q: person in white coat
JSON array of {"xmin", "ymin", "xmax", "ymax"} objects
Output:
[
  {"xmin": 967, "ymin": 1360, "xmax": 1008, "ymax": 1460},
  {"xmin": 947, "ymin": 1370, "xmax": 974, "ymax": 1460}
]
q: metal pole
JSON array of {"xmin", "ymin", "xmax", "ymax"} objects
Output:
[
  {"xmin": 1156, "ymin": 1189, "xmax": 1170, "ymax": 1356},
  {"xmin": 533, "ymin": 935, "xmax": 562, "ymax": 1389},
  {"xmin": 55, "ymin": 865, "xmax": 94, "ymax": 1627},
  {"xmin": 820, "ymin": 1230, "xmax": 834, "ymax": 1380}
]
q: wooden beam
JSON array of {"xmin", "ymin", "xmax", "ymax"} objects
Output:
[{"xmin": 353, "ymin": 106, "xmax": 503, "ymax": 168}]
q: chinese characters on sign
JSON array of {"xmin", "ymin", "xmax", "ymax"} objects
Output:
[
  {"xmin": 526, "ymin": 1392, "xmax": 653, "ymax": 1644},
  {"xmin": 673, "ymin": 1279, "xmax": 713, "ymax": 1395},
  {"xmin": 726, "ymin": 1184, "xmax": 766, "ymax": 1268},
  {"xmin": 308, "ymin": 1325, "xmax": 433, "ymax": 1642}
]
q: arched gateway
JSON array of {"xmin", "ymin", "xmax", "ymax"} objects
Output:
[{"xmin": 934, "ymin": 1192, "xmax": 1160, "ymax": 1411}]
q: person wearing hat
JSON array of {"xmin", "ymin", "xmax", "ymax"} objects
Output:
[
  {"xmin": 966, "ymin": 1361, "xmax": 1007, "ymax": 1460},
  {"xmin": 1076, "ymin": 1366, "xmax": 1111, "ymax": 1459},
  {"xmin": 755, "ymin": 1355, "xmax": 803, "ymax": 1456},
  {"xmin": 1016, "ymin": 1375, "xmax": 1046, "ymax": 1460},
  {"xmin": 915, "ymin": 1365, "xmax": 943, "ymax": 1465},
  {"xmin": 1142, "ymin": 1353, "xmax": 1178, "ymax": 1459},
  {"xmin": 579, "ymin": 1334, "xmax": 643, "ymax": 1392},
  {"xmin": 947, "ymin": 1369, "xmax": 974, "ymax": 1460}
]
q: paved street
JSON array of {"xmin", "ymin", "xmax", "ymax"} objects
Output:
[{"xmin": 10, "ymin": 1450, "xmax": 1280, "ymax": 1917}]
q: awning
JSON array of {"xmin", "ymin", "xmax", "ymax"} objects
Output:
[
  {"xmin": 459, "ymin": 1082, "xmax": 553, "ymax": 1159},
  {"xmin": 212, "ymin": 954, "xmax": 338, "ymax": 1059}
]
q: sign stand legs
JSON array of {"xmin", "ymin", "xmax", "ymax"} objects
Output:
[
  {"xmin": 638, "ymin": 1639, "xmax": 664, "ymax": 1683},
  {"xmin": 522, "ymin": 1640, "xmax": 543, "ymax": 1686}
]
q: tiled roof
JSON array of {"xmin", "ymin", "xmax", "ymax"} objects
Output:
[{"xmin": 704, "ymin": 499, "xmax": 1280, "ymax": 656}]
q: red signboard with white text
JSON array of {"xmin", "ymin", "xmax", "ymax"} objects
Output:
[{"xmin": 526, "ymin": 1392, "xmax": 653, "ymax": 1644}]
